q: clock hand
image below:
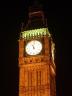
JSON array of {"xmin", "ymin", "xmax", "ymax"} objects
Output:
[{"xmin": 32, "ymin": 45, "xmax": 35, "ymax": 49}]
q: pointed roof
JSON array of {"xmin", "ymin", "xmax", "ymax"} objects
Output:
[{"xmin": 21, "ymin": 0, "xmax": 47, "ymax": 31}]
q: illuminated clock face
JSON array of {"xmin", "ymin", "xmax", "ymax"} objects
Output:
[{"xmin": 25, "ymin": 40, "xmax": 42, "ymax": 55}]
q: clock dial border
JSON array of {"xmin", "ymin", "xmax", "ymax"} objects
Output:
[{"xmin": 24, "ymin": 38, "xmax": 45, "ymax": 57}]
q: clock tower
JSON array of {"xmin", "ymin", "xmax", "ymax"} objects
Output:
[{"xmin": 18, "ymin": 3, "xmax": 56, "ymax": 96}]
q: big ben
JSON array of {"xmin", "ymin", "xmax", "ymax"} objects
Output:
[{"xmin": 18, "ymin": 2, "xmax": 56, "ymax": 96}]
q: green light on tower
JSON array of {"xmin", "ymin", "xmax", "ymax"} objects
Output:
[{"xmin": 21, "ymin": 28, "xmax": 51, "ymax": 39}]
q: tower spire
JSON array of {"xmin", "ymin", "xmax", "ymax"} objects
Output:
[{"xmin": 29, "ymin": 0, "xmax": 42, "ymax": 13}]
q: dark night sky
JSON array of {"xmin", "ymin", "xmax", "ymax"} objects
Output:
[{"xmin": 1, "ymin": 0, "xmax": 72, "ymax": 96}]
